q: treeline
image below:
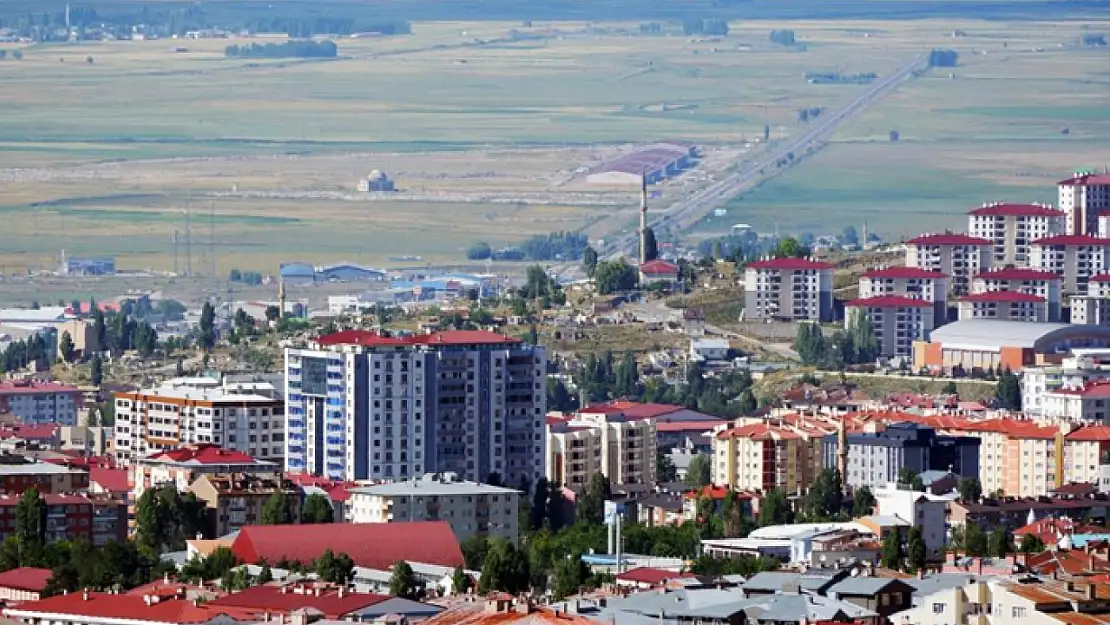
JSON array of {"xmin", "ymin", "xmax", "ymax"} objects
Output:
[
  {"xmin": 928, "ymin": 49, "xmax": 959, "ymax": 67},
  {"xmin": 467, "ymin": 232, "xmax": 589, "ymax": 262},
  {"xmin": 682, "ymin": 18, "xmax": 729, "ymax": 36},
  {"xmin": 225, "ymin": 40, "xmax": 337, "ymax": 59},
  {"xmin": 694, "ymin": 233, "xmax": 812, "ymax": 264},
  {"xmin": 245, "ymin": 18, "xmax": 410, "ymax": 37},
  {"xmin": 794, "ymin": 315, "xmax": 879, "ymax": 368},
  {"xmin": 228, "ymin": 268, "xmax": 264, "ymax": 286},
  {"xmin": 805, "ymin": 71, "xmax": 877, "ymax": 84}
]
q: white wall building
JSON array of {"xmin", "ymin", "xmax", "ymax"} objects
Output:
[
  {"xmin": 1037, "ymin": 381, "xmax": 1110, "ymax": 423},
  {"xmin": 743, "ymin": 257, "xmax": 835, "ymax": 322},
  {"xmin": 971, "ymin": 267, "xmax": 1062, "ymax": 321},
  {"xmin": 1029, "ymin": 234, "xmax": 1110, "ymax": 295},
  {"xmin": 873, "ymin": 482, "xmax": 947, "ymax": 560},
  {"xmin": 0, "ymin": 381, "xmax": 80, "ymax": 426},
  {"xmin": 1072, "ymin": 274, "xmax": 1110, "ymax": 326},
  {"xmin": 844, "ymin": 296, "xmax": 935, "ymax": 358},
  {"xmin": 1060, "ymin": 172, "xmax": 1110, "ymax": 236},
  {"xmin": 956, "ymin": 291, "xmax": 1048, "ymax": 322},
  {"xmin": 967, "ymin": 202, "xmax": 1065, "ymax": 266},
  {"xmin": 858, "ymin": 266, "xmax": 948, "ymax": 321},
  {"xmin": 690, "ymin": 338, "xmax": 730, "ymax": 362},
  {"xmin": 1022, "ymin": 350, "xmax": 1110, "ymax": 416},
  {"xmin": 546, "ymin": 404, "xmax": 657, "ymax": 491},
  {"xmin": 905, "ymin": 233, "xmax": 992, "ymax": 295}
]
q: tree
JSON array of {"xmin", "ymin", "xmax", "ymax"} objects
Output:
[
  {"xmin": 466, "ymin": 242, "xmax": 492, "ymax": 260},
  {"xmin": 989, "ymin": 529, "xmax": 1012, "ymax": 558},
  {"xmin": 758, "ymin": 489, "xmax": 793, "ymax": 526},
  {"xmin": 881, "ymin": 529, "xmax": 902, "ymax": 569},
  {"xmin": 57, "ymin": 331, "xmax": 74, "ymax": 363},
  {"xmin": 941, "ymin": 381, "xmax": 958, "ymax": 395},
  {"xmin": 965, "ymin": 524, "xmax": 988, "ymax": 556},
  {"xmin": 135, "ymin": 485, "xmax": 209, "ymax": 555},
  {"xmin": 642, "ymin": 227, "xmax": 659, "ymax": 262},
  {"xmin": 848, "ymin": 312, "xmax": 879, "ymax": 363},
  {"xmin": 656, "ymin": 453, "xmax": 678, "ymax": 483},
  {"xmin": 852, "ymin": 486, "xmax": 876, "ymax": 517},
  {"xmin": 389, "ymin": 561, "xmax": 420, "ymax": 599},
  {"xmin": 552, "ymin": 552, "xmax": 591, "ymax": 600},
  {"xmin": 907, "ymin": 526, "xmax": 926, "ymax": 572},
  {"xmin": 842, "ymin": 225, "xmax": 859, "ymax": 247},
  {"xmin": 774, "ymin": 237, "xmax": 809, "ymax": 259},
  {"xmin": 451, "ymin": 566, "xmax": 472, "ymax": 595},
  {"xmin": 684, "ymin": 454, "xmax": 712, "ymax": 488},
  {"xmin": 802, "ymin": 469, "xmax": 844, "ymax": 521},
  {"xmin": 460, "ymin": 536, "xmax": 490, "ymax": 570},
  {"xmin": 315, "ymin": 550, "xmax": 355, "ymax": 584},
  {"xmin": 134, "ymin": 322, "xmax": 157, "ymax": 358},
  {"xmin": 300, "ymin": 494, "xmax": 334, "ymax": 524},
  {"xmin": 889, "ymin": 130, "xmax": 901, "ymax": 142},
  {"xmin": 265, "ymin": 305, "xmax": 281, "ymax": 322},
  {"xmin": 258, "ymin": 563, "xmax": 274, "ymax": 584},
  {"xmin": 593, "ymin": 260, "xmax": 638, "ymax": 294},
  {"xmin": 15, "ymin": 488, "xmax": 45, "ymax": 566},
  {"xmin": 260, "ymin": 492, "xmax": 293, "ymax": 525},
  {"xmin": 577, "ymin": 473, "xmax": 611, "ymax": 525},
  {"xmin": 737, "ymin": 389, "xmax": 757, "ymax": 414},
  {"xmin": 478, "ymin": 539, "xmax": 529, "ymax": 594},
  {"xmin": 958, "ymin": 478, "xmax": 982, "ymax": 503},
  {"xmin": 198, "ymin": 302, "xmax": 216, "ymax": 351},
  {"xmin": 92, "ymin": 308, "xmax": 106, "ymax": 348},
  {"xmin": 898, "ymin": 468, "xmax": 923, "ymax": 491},
  {"xmin": 90, "ymin": 355, "xmax": 103, "ymax": 387},
  {"xmin": 1020, "ymin": 533, "xmax": 1046, "ymax": 554},
  {"xmin": 583, "ymin": 246, "xmax": 598, "ymax": 278},
  {"xmin": 996, "ymin": 368, "xmax": 1022, "ymax": 410},
  {"xmin": 795, "ymin": 324, "xmax": 828, "ymax": 366}
]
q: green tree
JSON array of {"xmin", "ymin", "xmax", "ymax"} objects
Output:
[
  {"xmin": 1020, "ymin": 533, "xmax": 1046, "ymax": 554},
  {"xmin": 0, "ymin": 536, "xmax": 19, "ymax": 572},
  {"xmin": 848, "ymin": 311, "xmax": 879, "ymax": 363},
  {"xmin": 642, "ymin": 227, "xmax": 659, "ymax": 262},
  {"xmin": 941, "ymin": 381, "xmax": 958, "ymax": 395},
  {"xmin": 881, "ymin": 529, "xmax": 902, "ymax": 569},
  {"xmin": 460, "ymin": 536, "xmax": 490, "ymax": 570},
  {"xmin": 774, "ymin": 237, "xmax": 809, "ymax": 259},
  {"xmin": 802, "ymin": 469, "xmax": 844, "ymax": 521},
  {"xmin": 92, "ymin": 307, "xmax": 106, "ymax": 349},
  {"xmin": 684, "ymin": 454, "xmax": 712, "ymax": 488},
  {"xmin": 907, "ymin": 526, "xmax": 926, "ymax": 572},
  {"xmin": 583, "ymin": 246, "xmax": 599, "ymax": 278},
  {"xmin": 852, "ymin": 486, "xmax": 876, "ymax": 517},
  {"xmin": 898, "ymin": 467, "xmax": 923, "ymax": 491},
  {"xmin": 996, "ymin": 368, "xmax": 1022, "ymax": 410},
  {"xmin": 737, "ymin": 389, "xmax": 757, "ymax": 414},
  {"xmin": 389, "ymin": 561, "xmax": 420, "ymax": 599},
  {"xmin": 478, "ymin": 539, "xmax": 529, "ymax": 594},
  {"xmin": 260, "ymin": 491, "xmax": 293, "ymax": 525},
  {"xmin": 265, "ymin": 305, "xmax": 281, "ymax": 322},
  {"xmin": 965, "ymin": 524, "xmax": 988, "ymax": 556},
  {"xmin": 794, "ymin": 324, "xmax": 828, "ymax": 366},
  {"xmin": 577, "ymin": 473, "xmax": 611, "ymax": 525},
  {"xmin": 134, "ymin": 322, "xmax": 157, "ymax": 358},
  {"xmin": 989, "ymin": 529, "xmax": 1013, "ymax": 558},
  {"xmin": 300, "ymin": 494, "xmax": 334, "ymax": 524},
  {"xmin": 758, "ymin": 489, "xmax": 793, "ymax": 526},
  {"xmin": 15, "ymin": 487, "xmax": 45, "ymax": 566},
  {"xmin": 58, "ymin": 331, "xmax": 75, "ymax": 363},
  {"xmin": 90, "ymin": 355, "xmax": 103, "ymax": 387},
  {"xmin": 958, "ymin": 477, "xmax": 983, "ymax": 503},
  {"xmin": 593, "ymin": 260, "xmax": 638, "ymax": 295},
  {"xmin": 198, "ymin": 302, "xmax": 216, "ymax": 351},
  {"xmin": 258, "ymin": 563, "xmax": 274, "ymax": 584},
  {"xmin": 135, "ymin": 485, "xmax": 208, "ymax": 555},
  {"xmin": 315, "ymin": 550, "xmax": 355, "ymax": 584},
  {"xmin": 656, "ymin": 453, "xmax": 678, "ymax": 483},
  {"xmin": 451, "ymin": 566, "xmax": 472, "ymax": 595},
  {"xmin": 552, "ymin": 553, "xmax": 591, "ymax": 600}
]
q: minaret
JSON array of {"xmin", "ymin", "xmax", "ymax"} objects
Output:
[
  {"xmin": 278, "ymin": 278, "xmax": 287, "ymax": 320},
  {"xmin": 837, "ymin": 419, "xmax": 848, "ymax": 492},
  {"xmin": 639, "ymin": 173, "xmax": 649, "ymax": 264}
]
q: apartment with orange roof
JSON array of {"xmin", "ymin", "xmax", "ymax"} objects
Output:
[{"xmin": 711, "ymin": 421, "xmax": 824, "ymax": 492}]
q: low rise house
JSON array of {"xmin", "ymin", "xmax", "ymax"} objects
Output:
[
  {"xmin": 0, "ymin": 567, "xmax": 51, "ymax": 602},
  {"xmin": 639, "ymin": 260, "xmax": 680, "ymax": 286},
  {"xmin": 690, "ymin": 337, "xmax": 730, "ymax": 362},
  {"xmin": 188, "ymin": 473, "xmax": 301, "ymax": 537}
]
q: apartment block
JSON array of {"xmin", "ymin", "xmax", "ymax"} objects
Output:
[
  {"xmin": 113, "ymin": 377, "xmax": 285, "ymax": 465},
  {"xmin": 0, "ymin": 381, "xmax": 81, "ymax": 426},
  {"xmin": 1060, "ymin": 171, "xmax": 1110, "ymax": 235},
  {"xmin": 0, "ymin": 493, "xmax": 126, "ymax": 547},
  {"xmin": 130, "ymin": 444, "xmax": 280, "ymax": 511},
  {"xmin": 0, "ymin": 457, "xmax": 89, "ymax": 494},
  {"xmin": 743, "ymin": 257, "xmax": 834, "ymax": 322},
  {"xmin": 825, "ymin": 422, "xmax": 979, "ymax": 492},
  {"xmin": 712, "ymin": 421, "xmax": 825, "ymax": 492},
  {"xmin": 956, "ymin": 291, "xmax": 1048, "ymax": 322},
  {"xmin": 1072, "ymin": 274, "xmax": 1110, "ymax": 326},
  {"xmin": 904, "ymin": 233, "xmax": 992, "ymax": 295},
  {"xmin": 858, "ymin": 266, "xmax": 948, "ymax": 321},
  {"xmin": 967, "ymin": 202, "xmax": 1065, "ymax": 266},
  {"xmin": 285, "ymin": 330, "xmax": 546, "ymax": 487},
  {"xmin": 872, "ymin": 483, "xmax": 948, "ymax": 560},
  {"xmin": 1038, "ymin": 381, "xmax": 1110, "ymax": 423},
  {"xmin": 187, "ymin": 473, "xmax": 301, "ymax": 537},
  {"xmin": 1029, "ymin": 234, "xmax": 1110, "ymax": 295},
  {"xmin": 844, "ymin": 296, "xmax": 935, "ymax": 358},
  {"xmin": 545, "ymin": 402, "xmax": 657, "ymax": 491},
  {"xmin": 348, "ymin": 472, "xmax": 520, "ymax": 543},
  {"xmin": 971, "ymin": 267, "xmax": 1062, "ymax": 321},
  {"xmin": 1022, "ymin": 350, "xmax": 1110, "ymax": 416}
]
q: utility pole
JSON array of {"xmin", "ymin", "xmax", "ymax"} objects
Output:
[{"xmin": 184, "ymin": 208, "xmax": 192, "ymax": 278}]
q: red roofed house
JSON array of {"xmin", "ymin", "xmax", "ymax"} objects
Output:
[
  {"xmin": 204, "ymin": 583, "xmax": 388, "ymax": 619},
  {"xmin": 4, "ymin": 590, "xmax": 217, "ymax": 625},
  {"xmin": 858, "ymin": 266, "xmax": 948, "ymax": 321},
  {"xmin": 230, "ymin": 522, "xmax": 465, "ymax": 570},
  {"xmin": 845, "ymin": 296, "xmax": 935, "ymax": 358},
  {"xmin": 1073, "ymin": 273, "xmax": 1110, "ymax": 327},
  {"xmin": 1030, "ymin": 234, "xmax": 1110, "ymax": 295},
  {"xmin": 967, "ymin": 202, "xmax": 1065, "ymax": 266},
  {"xmin": 615, "ymin": 567, "xmax": 698, "ymax": 590},
  {"xmin": 905, "ymin": 233, "xmax": 992, "ymax": 295},
  {"xmin": 713, "ymin": 422, "xmax": 824, "ymax": 493},
  {"xmin": 957, "ymin": 291, "xmax": 1048, "ymax": 323},
  {"xmin": 744, "ymin": 257, "xmax": 834, "ymax": 322},
  {"xmin": 0, "ymin": 567, "xmax": 52, "ymax": 601},
  {"xmin": 972, "ymin": 267, "xmax": 1062, "ymax": 321},
  {"xmin": 1059, "ymin": 171, "xmax": 1110, "ymax": 236},
  {"xmin": 547, "ymin": 401, "xmax": 658, "ymax": 491},
  {"xmin": 639, "ymin": 260, "xmax": 680, "ymax": 286}
]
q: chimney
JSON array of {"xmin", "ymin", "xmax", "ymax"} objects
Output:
[
  {"xmin": 314, "ymin": 586, "xmax": 322, "ymax": 597},
  {"xmin": 144, "ymin": 594, "xmax": 154, "ymax": 606},
  {"xmin": 1089, "ymin": 584, "xmax": 1098, "ymax": 601},
  {"xmin": 82, "ymin": 588, "xmax": 90, "ymax": 601},
  {"xmin": 977, "ymin": 558, "xmax": 983, "ymax": 576}
]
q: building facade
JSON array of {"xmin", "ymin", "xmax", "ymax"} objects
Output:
[
  {"xmin": 0, "ymin": 494, "xmax": 126, "ymax": 547},
  {"xmin": 113, "ymin": 377, "xmax": 285, "ymax": 465},
  {"xmin": 712, "ymin": 421, "xmax": 825, "ymax": 493},
  {"xmin": 967, "ymin": 202, "xmax": 1065, "ymax": 266},
  {"xmin": 1029, "ymin": 234, "xmax": 1110, "ymax": 295},
  {"xmin": 545, "ymin": 405, "xmax": 657, "ymax": 491},
  {"xmin": 348, "ymin": 473, "xmax": 520, "ymax": 543},
  {"xmin": 872, "ymin": 483, "xmax": 948, "ymax": 560},
  {"xmin": 285, "ymin": 330, "xmax": 546, "ymax": 486},
  {"xmin": 827, "ymin": 423, "xmax": 980, "ymax": 491},
  {"xmin": 970, "ymin": 267, "xmax": 1062, "ymax": 321},
  {"xmin": 0, "ymin": 458, "xmax": 89, "ymax": 494},
  {"xmin": 0, "ymin": 381, "xmax": 81, "ymax": 426},
  {"xmin": 904, "ymin": 234, "xmax": 992, "ymax": 296},
  {"xmin": 1060, "ymin": 172, "xmax": 1110, "ymax": 236},
  {"xmin": 844, "ymin": 296, "xmax": 935, "ymax": 359},
  {"xmin": 743, "ymin": 257, "xmax": 835, "ymax": 322},
  {"xmin": 857, "ymin": 266, "xmax": 948, "ymax": 322},
  {"xmin": 956, "ymin": 291, "xmax": 1048, "ymax": 322}
]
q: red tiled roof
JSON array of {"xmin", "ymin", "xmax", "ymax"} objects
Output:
[
  {"xmin": 959, "ymin": 291, "xmax": 1045, "ymax": 303},
  {"xmin": 860, "ymin": 266, "xmax": 947, "ymax": 279},
  {"xmin": 684, "ymin": 485, "xmax": 741, "ymax": 500},
  {"xmin": 205, "ymin": 585, "xmax": 388, "ymax": 619},
  {"xmin": 0, "ymin": 381, "xmax": 79, "ymax": 396},
  {"xmin": 0, "ymin": 494, "xmax": 104, "ymax": 507},
  {"xmin": 90, "ymin": 467, "xmax": 130, "ymax": 494},
  {"xmin": 1031, "ymin": 235, "xmax": 1110, "ymax": 246},
  {"xmin": 1059, "ymin": 173, "xmax": 1110, "ymax": 186},
  {"xmin": 968, "ymin": 203, "xmax": 1064, "ymax": 217},
  {"xmin": 0, "ymin": 567, "xmax": 51, "ymax": 593},
  {"xmin": 0, "ymin": 424, "xmax": 59, "ymax": 441},
  {"xmin": 316, "ymin": 330, "xmax": 520, "ymax": 347},
  {"xmin": 746, "ymin": 257, "xmax": 832, "ymax": 270},
  {"xmin": 143, "ymin": 444, "xmax": 265, "ymax": 466},
  {"xmin": 230, "ymin": 522, "xmax": 465, "ymax": 570},
  {"xmin": 655, "ymin": 420, "xmax": 728, "ymax": 433},
  {"xmin": 716, "ymin": 422, "xmax": 800, "ymax": 441},
  {"xmin": 845, "ymin": 295, "xmax": 932, "ymax": 308},
  {"xmin": 1090, "ymin": 274, "xmax": 1110, "ymax": 283},
  {"xmin": 578, "ymin": 401, "xmax": 685, "ymax": 419},
  {"xmin": 421, "ymin": 605, "xmax": 597, "ymax": 625},
  {"xmin": 1066, "ymin": 424, "xmax": 1110, "ymax": 441},
  {"xmin": 616, "ymin": 567, "xmax": 697, "ymax": 585},
  {"xmin": 906, "ymin": 233, "xmax": 991, "ymax": 246},
  {"xmin": 4, "ymin": 592, "xmax": 215, "ymax": 623},
  {"xmin": 640, "ymin": 260, "xmax": 679, "ymax": 274},
  {"xmin": 976, "ymin": 268, "xmax": 1061, "ymax": 281},
  {"xmin": 1051, "ymin": 381, "xmax": 1110, "ymax": 398}
]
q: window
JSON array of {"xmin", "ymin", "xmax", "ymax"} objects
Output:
[{"xmin": 932, "ymin": 604, "xmax": 945, "ymax": 614}]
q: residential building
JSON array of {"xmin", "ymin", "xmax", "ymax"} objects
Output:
[
  {"xmin": 1022, "ymin": 350, "xmax": 1110, "ymax": 416},
  {"xmin": 0, "ymin": 493, "xmax": 126, "ymax": 547},
  {"xmin": 348, "ymin": 472, "xmax": 520, "ymax": 543},
  {"xmin": 1038, "ymin": 382, "xmax": 1110, "ymax": 423},
  {"xmin": 914, "ymin": 320, "xmax": 1110, "ymax": 372},
  {"xmin": 59, "ymin": 425, "xmax": 112, "ymax": 456},
  {"xmin": 904, "ymin": 233, "xmax": 992, "ymax": 295},
  {"xmin": 0, "ymin": 456, "xmax": 89, "ymax": 493},
  {"xmin": 826, "ymin": 423, "xmax": 980, "ymax": 491},
  {"xmin": 712, "ymin": 421, "xmax": 825, "ymax": 492},
  {"xmin": 3, "ymin": 591, "xmax": 214, "ymax": 625},
  {"xmin": 546, "ymin": 403, "xmax": 657, "ymax": 490},
  {"xmin": 229, "ymin": 522, "xmax": 466, "ymax": 569},
  {"xmin": 56, "ymin": 319, "xmax": 99, "ymax": 359},
  {"xmin": 0, "ymin": 567, "xmax": 51, "ymax": 602},
  {"xmin": 187, "ymin": 473, "xmax": 302, "ymax": 537},
  {"xmin": 203, "ymin": 583, "xmax": 397, "ymax": 619},
  {"xmin": 889, "ymin": 577, "xmax": 994, "ymax": 625},
  {"xmin": 113, "ymin": 377, "xmax": 285, "ymax": 465},
  {"xmin": 0, "ymin": 380, "xmax": 81, "ymax": 425},
  {"xmin": 639, "ymin": 260, "xmax": 680, "ymax": 286},
  {"xmin": 844, "ymin": 296, "xmax": 935, "ymax": 359},
  {"xmin": 285, "ymin": 330, "xmax": 546, "ymax": 486},
  {"xmin": 967, "ymin": 202, "xmax": 1065, "ymax": 265},
  {"xmin": 1072, "ymin": 274, "xmax": 1110, "ymax": 326},
  {"xmin": 872, "ymin": 482, "xmax": 948, "ymax": 560},
  {"xmin": 857, "ymin": 266, "xmax": 948, "ymax": 321},
  {"xmin": 956, "ymin": 291, "xmax": 1048, "ymax": 322},
  {"xmin": 690, "ymin": 338, "xmax": 730, "ymax": 362},
  {"xmin": 1059, "ymin": 171, "xmax": 1110, "ymax": 235},
  {"xmin": 1029, "ymin": 234, "xmax": 1110, "ymax": 295},
  {"xmin": 743, "ymin": 257, "xmax": 835, "ymax": 322},
  {"xmin": 971, "ymin": 267, "xmax": 1062, "ymax": 321}
]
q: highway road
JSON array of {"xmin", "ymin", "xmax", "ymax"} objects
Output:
[{"xmin": 602, "ymin": 52, "xmax": 929, "ymax": 259}]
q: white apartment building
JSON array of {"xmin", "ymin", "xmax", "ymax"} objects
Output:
[
  {"xmin": 967, "ymin": 201, "xmax": 1065, "ymax": 266},
  {"xmin": 1060, "ymin": 171, "xmax": 1110, "ymax": 235},
  {"xmin": 904, "ymin": 233, "xmax": 992, "ymax": 295},
  {"xmin": 1022, "ymin": 350, "xmax": 1110, "ymax": 416},
  {"xmin": 873, "ymin": 483, "xmax": 947, "ymax": 560},
  {"xmin": 956, "ymin": 291, "xmax": 1048, "ymax": 322},
  {"xmin": 1072, "ymin": 274, "xmax": 1110, "ymax": 326},
  {"xmin": 971, "ymin": 267, "xmax": 1062, "ymax": 321},
  {"xmin": 285, "ymin": 330, "xmax": 546, "ymax": 486},
  {"xmin": 1038, "ymin": 380, "xmax": 1110, "ymax": 423},
  {"xmin": 546, "ymin": 403, "xmax": 657, "ymax": 491},
  {"xmin": 844, "ymin": 296, "xmax": 935, "ymax": 358},
  {"xmin": 0, "ymin": 381, "xmax": 81, "ymax": 426},
  {"xmin": 890, "ymin": 578, "xmax": 995, "ymax": 625},
  {"xmin": 858, "ymin": 266, "xmax": 948, "ymax": 321},
  {"xmin": 743, "ymin": 257, "xmax": 834, "ymax": 322},
  {"xmin": 1029, "ymin": 234, "xmax": 1110, "ymax": 295},
  {"xmin": 348, "ymin": 472, "xmax": 520, "ymax": 543},
  {"xmin": 113, "ymin": 377, "xmax": 285, "ymax": 465}
]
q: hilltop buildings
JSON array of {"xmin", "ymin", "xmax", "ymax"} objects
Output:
[
  {"xmin": 546, "ymin": 401, "xmax": 659, "ymax": 491},
  {"xmin": 743, "ymin": 257, "xmax": 835, "ymax": 321}
]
